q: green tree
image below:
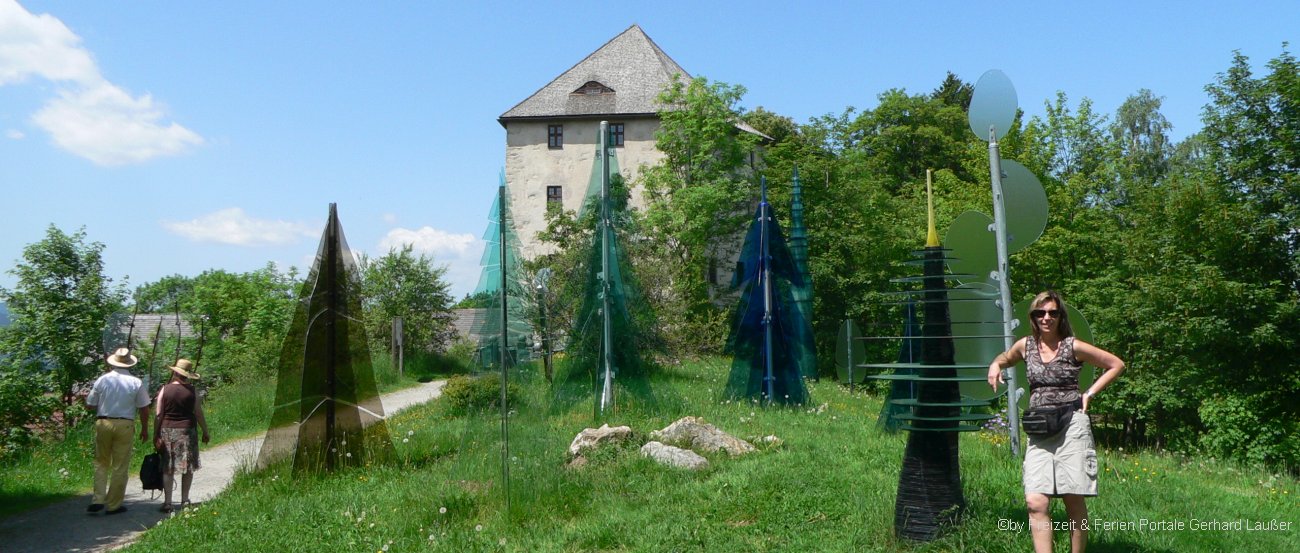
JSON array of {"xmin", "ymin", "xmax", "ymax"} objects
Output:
[
  {"xmin": 0, "ymin": 225, "xmax": 126, "ymax": 407},
  {"xmin": 134, "ymin": 264, "xmax": 298, "ymax": 384},
  {"xmin": 1201, "ymin": 46, "xmax": 1300, "ymax": 284},
  {"xmin": 359, "ymin": 245, "xmax": 455, "ymax": 354},
  {"xmin": 132, "ymin": 274, "xmax": 195, "ymax": 312},
  {"xmin": 638, "ymin": 76, "xmax": 761, "ymax": 353}
]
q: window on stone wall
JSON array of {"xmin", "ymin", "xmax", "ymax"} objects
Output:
[
  {"xmin": 548, "ymin": 125, "xmax": 563, "ymax": 149},
  {"xmin": 707, "ymin": 257, "xmax": 718, "ymax": 285},
  {"xmin": 609, "ymin": 123, "xmax": 625, "ymax": 147},
  {"xmin": 546, "ymin": 185, "xmax": 562, "ymax": 207}
]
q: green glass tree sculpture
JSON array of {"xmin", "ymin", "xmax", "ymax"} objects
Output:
[
  {"xmin": 723, "ymin": 178, "xmax": 811, "ymax": 406},
  {"xmin": 554, "ymin": 121, "xmax": 657, "ymax": 417},
  {"xmin": 787, "ymin": 165, "xmax": 818, "ymax": 380},
  {"xmin": 471, "ymin": 172, "xmax": 533, "ymax": 369},
  {"xmin": 258, "ymin": 203, "xmax": 394, "ymax": 473}
]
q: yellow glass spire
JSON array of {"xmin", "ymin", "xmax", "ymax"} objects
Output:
[{"xmin": 925, "ymin": 169, "xmax": 940, "ymax": 247}]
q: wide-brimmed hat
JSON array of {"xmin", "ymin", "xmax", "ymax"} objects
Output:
[
  {"xmin": 106, "ymin": 348, "xmax": 138, "ymax": 368},
  {"xmin": 168, "ymin": 359, "xmax": 200, "ymax": 380}
]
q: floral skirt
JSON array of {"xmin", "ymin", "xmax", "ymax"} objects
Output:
[{"xmin": 160, "ymin": 427, "xmax": 200, "ymax": 475}]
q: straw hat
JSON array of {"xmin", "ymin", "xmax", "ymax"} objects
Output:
[
  {"xmin": 106, "ymin": 348, "xmax": 138, "ymax": 368},
  {"xmin": 168, "ymin": 359, "xmax": 200, "ymax": 380}
]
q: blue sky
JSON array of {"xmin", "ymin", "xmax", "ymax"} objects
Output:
[{"xmin": 1, "ymin": 0, "xmax": 1296, "ymax": 301}]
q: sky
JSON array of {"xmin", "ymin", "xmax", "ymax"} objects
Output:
[{"xmin": 1, "ymin": 0, "xmax": 1296, "ymax": 302}]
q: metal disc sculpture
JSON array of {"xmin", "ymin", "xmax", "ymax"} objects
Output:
[
  {"xmin": 554, "ymin": 121, "xmax": 656, "ymax": 418},
  {"xmin": 948, "ymin": 70, "xmax": 1094, "ymax": 455},
  {"xmin": 258, "ymin": 204, "xmax": 394, "ymax": 473},
  {"xmin": 723, "ymin": 177, "xmax": 811, "ymax": 407},
  {"xmin": 865, "ymin": 173, "xmax": 996, "ymax": 540}
]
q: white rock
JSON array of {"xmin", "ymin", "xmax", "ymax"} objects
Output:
[
  {"xmin": 568, "ymin": 424, "xmax": 634, "ymax": 458},
  {"xmin": 650, "ymin": 416, "xmax": 756, "ymax": 456},
  {"xmin": 640, "ymin": 441, "xmax": 709, "ymax": 470}
]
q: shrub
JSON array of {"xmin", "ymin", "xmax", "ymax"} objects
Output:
[
  {"xmin": 1199, "ymin": 393, "xmax": 1300, "ymax": 471},
  {"xmin": 0, "ymin": 365, "xmax": 61, "ymax": 459},
  {"xmin": 440, "ymin": 374, "xmax": 521, "ymax": 415}
]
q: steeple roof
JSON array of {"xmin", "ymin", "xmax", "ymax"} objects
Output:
[{"xmin": 499, "ymin": 25, "xmax": 690, "ymax": 124}]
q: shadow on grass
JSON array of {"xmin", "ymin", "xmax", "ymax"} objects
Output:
[{"xmin": 0, "ymin": 490, "xmax": 80, "ymax": 519}]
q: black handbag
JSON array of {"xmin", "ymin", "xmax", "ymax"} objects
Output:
[
  {"xmin": 1022, "ymin": 401, "xmax": 1078, "ymax": 436},
  {"xmin": 140, "ymin": 452, "xmax": 164, "ymax": 491}
]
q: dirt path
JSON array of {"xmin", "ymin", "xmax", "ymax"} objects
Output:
[{"xmin": 0, "ymin": 380, "xmax": 445, "ymax": 553}]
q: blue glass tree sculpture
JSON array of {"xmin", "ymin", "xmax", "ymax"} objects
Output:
[{"xmin": 723, "ymin": 178, "xmax": 811, "ymax": 406}]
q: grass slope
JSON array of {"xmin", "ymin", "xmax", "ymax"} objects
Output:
[
  {"xmin": 124, "ymin": 359, "xmax": 1297, "ymax": 552},
  {"xmin": 0, "ymin": 356, "xmax": 436, "ymax": 518}
]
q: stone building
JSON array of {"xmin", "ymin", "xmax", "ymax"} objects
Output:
[{"xmin": 498, "ymin": 24, "xmax": 688, "ymax": 258}]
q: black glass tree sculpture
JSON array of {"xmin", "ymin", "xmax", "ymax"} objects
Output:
[
  {"xmin": 723, "ymin": 178, "xmax": 811, "ymax": 406},
  {"xmin": 866, "ymin": 173, "xmax": 995, "ymax": 540},
  {"xmin": 258, "ymin": 204, "xmax": 394, "ymax": 473}
]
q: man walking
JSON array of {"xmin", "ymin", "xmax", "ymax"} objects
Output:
[{"xmin": 84, "ymin": 348, "xmax": 151, "ymax": 515}]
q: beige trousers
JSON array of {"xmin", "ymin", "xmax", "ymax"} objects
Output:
[{"xmin": 93, "ymin": 419, "xmax": 136, "ymax": 509}]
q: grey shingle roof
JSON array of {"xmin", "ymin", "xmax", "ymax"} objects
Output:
[
  {"xmin": 124, "ymin": 313, "xmax": 199, "ymax": 341},
  {"xmin": 499, "ymin": 25, "xmax": 691, "ymax": 123},
  {"xmin": 452, "ymin": 308, "xmax": 490, "ymax": 341}
]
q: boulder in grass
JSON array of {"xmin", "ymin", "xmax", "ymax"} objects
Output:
[
  {"xmin": 568, "ymin": 424, "xmax": 634, "ymax": 458},
  {"xmin": 650, "ymin": 416, "xmax": 756, "ymax": 456},
  {"xmin": 640, "ymin": 441, "xmax": 709, "ymax": 470}
]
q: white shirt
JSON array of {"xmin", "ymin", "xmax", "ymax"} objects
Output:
[{"xmin": 86, "ymin": 368, "xmax": 150, "ymax": 419}]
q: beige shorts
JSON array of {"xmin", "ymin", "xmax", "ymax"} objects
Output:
[{"xmin": 1024, "ymin": 411, "xmax": 1098, "ymax": 497}]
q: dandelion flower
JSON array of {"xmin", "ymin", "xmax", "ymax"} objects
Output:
[
  {"xmin": 439, "ymin": 507, "xmax": 447, "ymax": 514},
  {"xmin": 475, "ymin": 524, "xmax": 484, "ymax": 532}
]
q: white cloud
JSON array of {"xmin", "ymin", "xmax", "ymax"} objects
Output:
[
  {"xmin": 0, "ymin": 2, "xmax": 98, "ymax": 85},
  {"xmin": 33, "ymin": 82, "xmax": 203, "ymax": 166},
  {"xmin": 162, "ymin": 208, "xmax": 315, "ymax": 246},
  {"xmin": 4, "ymin": 128, "xmax": 22, "ymax": 139},
  {"xmin": 378, "ymin": 227, "xmax": 476, "ymax": 258},
  {"xmin": 0, "ymin": 1, "xmax": 202, "ymax": 165},
  {"xmin": 379, "ymin": 227, "xmax": 483, "ymax": 297}
]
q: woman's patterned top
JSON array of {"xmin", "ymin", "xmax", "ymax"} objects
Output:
[{"xmin": 1025, "ymin": 336, "xmax": 1082, "ymax": 409}]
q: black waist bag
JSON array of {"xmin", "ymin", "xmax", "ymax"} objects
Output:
[
  {"xmin": 141, "ymin": 452, "xmax": 164, "ymax": 491},
  {"xmin": 1022, "ymin": 400, "xmax": 1080, "ymax": 436}
]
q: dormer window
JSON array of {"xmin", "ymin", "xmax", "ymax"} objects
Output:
[{"xmin": 573, "ymin": 81, "xmax": 615, "ymax": 95}]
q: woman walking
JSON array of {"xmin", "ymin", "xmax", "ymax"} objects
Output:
[
  {"xmin": 152, "ymin": 359, "xmax": 211, "ymax": 513},
  {"xmin": 987, "ymin": 291, "xmax": 1125, "ymax": 553}
]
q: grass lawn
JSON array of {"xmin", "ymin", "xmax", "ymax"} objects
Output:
[
  {"xmin": 0, "ymin": 356, "xmax": 446, "ymax": 518},
  {"xmin": 123, "ymin": 358, "xmax": 1298, "ymax": 552}
]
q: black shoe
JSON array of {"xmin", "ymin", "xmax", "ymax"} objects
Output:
[
  {"xmin": 87, "ymin": 503, "xmax": 105, "ymax": 513},
  {"xmin": 105, "ymin": 506, "xmax": 128, "ymax": 515}
]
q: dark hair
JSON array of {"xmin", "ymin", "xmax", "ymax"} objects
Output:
[{"xmin": 1029, "ymin": 290, "xmax": 1073, "ymax": 340}]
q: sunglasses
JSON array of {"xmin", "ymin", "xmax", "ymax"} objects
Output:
[{"xmin": 1031, "ymin": 309, "xmax": 1063, "ymax": 319}]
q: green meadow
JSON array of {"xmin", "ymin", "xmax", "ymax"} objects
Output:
[{"xmin": 118, "ymin": 359, "xmax": 1297, "ymax": 553}]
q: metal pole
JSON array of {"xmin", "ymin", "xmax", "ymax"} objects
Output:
[
  {"xmin": 125, "ymin": 300, "xmax": 140, "ymax": 350},
  {"xmin": 325, "ymin": 203, "xmax": 338, "ymax": 471},
  {"xmin": 146, "ymin": 319, "xmax": 163, "ymax": 396},
  {"xmin": 599, "ymin": 121, "xmax": 614, "ymax": 414},
  {"xmin": 760, "ymin": 178, "xmax": 774, "ymax": 405},
  {"xmin": 988, "ymin": 128, "xmax": 1022, "ymax": 456},
  {"xmin": 497, "ymin": 184, "xmax": 511, "ymax": 517}
]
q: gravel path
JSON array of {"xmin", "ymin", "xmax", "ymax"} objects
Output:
[{"xmin": 0, "ymin": 380, "xmax": 445, "ymax": 553}]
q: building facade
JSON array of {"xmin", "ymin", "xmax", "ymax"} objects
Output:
[{"xmin": 499, "ymin": 25, "xmax": 688, "ymax": 258}]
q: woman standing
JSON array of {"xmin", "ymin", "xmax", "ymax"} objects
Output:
[
  {"xmin": 987, "ymin": 291, "xmax": 1125, "ymax": 553},
  {"xmin": 152, "ymin": 359, "xmax": 211, "ymax": 513}
]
